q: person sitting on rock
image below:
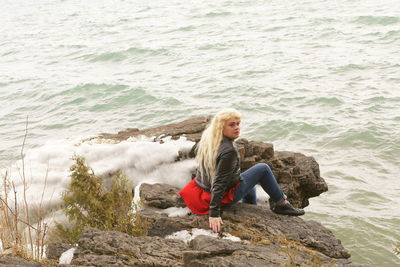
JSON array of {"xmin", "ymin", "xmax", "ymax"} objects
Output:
[{"xmin": 179, "ymin": 109, "xmax": 304, "ymax": 233}]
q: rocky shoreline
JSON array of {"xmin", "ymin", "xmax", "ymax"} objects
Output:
[{"xmin": 0, "ymin": 116, "xmax": 368, "ymax": 266}]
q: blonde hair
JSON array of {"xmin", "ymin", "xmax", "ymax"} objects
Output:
[{"xmin": 196, "ymin": 109, "xmax": 241, "ymax": 183}]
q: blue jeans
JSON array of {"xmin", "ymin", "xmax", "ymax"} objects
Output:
[{"xmin": 233, "ymin": 163, "xmax": 285, "ymax": 205}]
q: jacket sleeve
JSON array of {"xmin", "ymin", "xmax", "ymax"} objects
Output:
[{"xmin": 209, "ymin": 150, "xmax": 236, "ymax": 217}]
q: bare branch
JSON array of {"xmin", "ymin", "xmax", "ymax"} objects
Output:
[{"xmin": 0, "ymin": 196, "xmax": 38, "ymax": 231}]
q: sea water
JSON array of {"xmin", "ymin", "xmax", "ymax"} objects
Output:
[{"xmin": 1, "ymin": 0, "xmax": 399, "ymax": 265}]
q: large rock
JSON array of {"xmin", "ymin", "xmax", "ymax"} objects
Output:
[
  {"xmin": 137, "ymin": 183, "xmax": 366, "ymax": 266},
  {"xmin": 268, "ymin": 151, "xmax": 328, "ymax": 208},
  {"xmin": 139, "ymin": 184, "xmax": 349, "ymax": 260},
  {"xmin": 139, "ymin": 183, "xmax": 186, "ymax": 209},
  {"xmin": 0, "ymin": 257, "xmax": 43, "ymax": 267},
  {"xmin": 46, "ymin": 242, "xmax": 74, "ymax": 260},
  {"xmin": 100, "ymin": 116, "xmax": 212, "ymax": 142},
  {"xmin": 71, "ymin": 227, "xmax": 187, "ymax": 266},
  {"xmin": 99, "ymin": 116, "xmax": 328, "ymax": 208},
  {"xmin": 50, "ymin": 194, "xmax": 367, "ymax": 266},
  {"xmin": 184, "ymin": 235, "xmax": 360, "ymax": 267},
  {"xmin": 235, "ymin": 138, "xmax": 328, "ymax": 208}
]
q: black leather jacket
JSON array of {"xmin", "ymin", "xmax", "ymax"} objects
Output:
[{"xmin": 195, "ymin": 136, "xmax": 242, "ymax": 217}]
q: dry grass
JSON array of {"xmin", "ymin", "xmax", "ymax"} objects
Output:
[{"xmin": 0, "ymin": 117, "xmax": 48, "ymax": 261}]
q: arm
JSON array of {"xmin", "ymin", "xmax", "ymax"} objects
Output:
[{"xmin": 209, "ymin": 150, "xmax": 236, "ymax": 218}]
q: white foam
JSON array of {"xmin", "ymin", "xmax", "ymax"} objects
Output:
[
  {"xmin": 59, "ymin": 247, "xmax": 76, "ymax": 264},
  {"xmin": 1, "ymin": 136, "xmax": 196, "ymax": 227},
  {"xmin": 165, "ymin": 228, "xmax": 241, "ymax": 243}
]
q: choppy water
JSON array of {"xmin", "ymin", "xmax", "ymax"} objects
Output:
[{"xmin": 1, "ymin": 0, "xmax": 400, "ymax": 265}]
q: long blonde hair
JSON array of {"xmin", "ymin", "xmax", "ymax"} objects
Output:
[{"xmin": 196, "ymin": 109, "xmax": 241, "ymax": 182}]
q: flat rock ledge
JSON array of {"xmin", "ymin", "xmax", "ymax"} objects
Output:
[{"xmin": 43, "ymin": 184, "xmax": 367, "ymax": 266}]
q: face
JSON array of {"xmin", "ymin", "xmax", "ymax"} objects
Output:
[{"xmin": 223, "ymin": 117, "xmax": 240, "ymax": 139}]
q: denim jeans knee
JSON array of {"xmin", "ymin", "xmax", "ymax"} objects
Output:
[{"xmin": 233, "ymin": 162, "xmax": 285, "ymax": 203}]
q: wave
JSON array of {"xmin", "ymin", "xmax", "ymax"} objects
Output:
[
  {"xmin": 78, "ymin": 47, "xmax": 170, "ymax": 62},
  {"xmin": 204, "ymin": 12, "xmax": 231, "ymax": 18},
  {"xmin": 198, "ymin": 43, "xmax": 228, "ymax": 51},
  {"xmin": 321, "ymin": 127, "xmax": 385, "ymax": 150},
  {"xmin": 167, "ymin": 25, "xmax": 196, "ymax": 33},
  {"xmin": 305, "ymin": 97, "xmax": 344, "ymax": 106},
  {"xmin": 329, "ymin": 63, "xmax": 368, "ymax": 73},
  {"xmin": 353, "ymin": 16, "xmax": 399, "ymax": 26}
]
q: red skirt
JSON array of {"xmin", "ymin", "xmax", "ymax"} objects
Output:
[{"xmin": 179, "ymin": 179, "xmax": 240, "ymax": 215}]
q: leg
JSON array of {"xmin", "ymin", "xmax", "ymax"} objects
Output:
[
  {"xmin": 242, "ymin": 187, "xmax": 257, "ymax": 205},
  {"xmin": 233, "ymin": 163, "xmax": 285, "ymax": 203},
  {"xmin": 233, "ymin": 163, "xmax": 304, "ymax": 216}
]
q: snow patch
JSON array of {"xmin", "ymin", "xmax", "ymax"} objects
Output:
[
  {"xmin": 165, "ymin": 228, "xmax": 241, "ymax": 244},
  {"xmin": 158, "ymin": 207, "xmax": 191, "ymax": 217},
  {"xmin": 59, "ymin": 247, "xmax": 76, "ymax": 264}
]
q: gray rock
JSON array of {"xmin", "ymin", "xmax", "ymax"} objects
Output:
[
  {"xmin": 186, "ymin": 235, "xmax": 370, "ymax": 267},
  {"xmin": 0, "ymin": 257, "xmax": 43, "ymax": 267},
  {"xmin": 140, "ymin": 199, "xmax": 350, "ymax": 260},
  {"xmin": 100, "ymin": 116, "xmax": 212, "ymax": 142},
  {"xmin": 139, "ymin": 183, "xmax": 345, "ymax": 259},
  {"xmin": 268, "ymin": 151, "xmax": 328, "ymax": 208},
  {"xmin": 44, "ymin": 184, "xmax": 367, "ymax": 267},
  {"xmin": 61, "ymin": 224, "xmax": 364, "ymax": 267},
  {"xmin": 71, "ymin": 227, "xmax": 188, "ymax": 266},
  {"xmin": 46, "ymin": 242, "xmax": 74, "ymax": 260},
  {"xmin": 139, "ymin": 183, "xmax": 185, "ymax": 209}
]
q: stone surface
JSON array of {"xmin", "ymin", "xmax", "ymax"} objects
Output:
[
  {"xmin": 235, "ymin": 138, "xmax": 328, "ymax": 208},
  {"xmin": 137, "ymin": 187, "xmax": 367, "ymax": 266},
  {"xmin": 46, "ymin": 201, "xmax": 367, "ymax": 266},
  {"xmin": 184, "ymin": 235, "xmax": 354, "ymax": 267},
  {"xmin": 100, "ymin": 116, "xmax": 212, "ymax": 142},
  {"xmin": 46, "ymin": 242, "xmax": 74, "ymax": 260},
  {"xmin": 71, "ymin": 227, "xmax": 187, "ymax": 266},
  {"xmin": 267, "ymin": 151, "xmax": 328, "ymax": 208},
  {"xmin": 139, "ymin": 190, "xmax": 349, "ymax": 260},
  {"xmin": 139, "ymin": 183, "xmax": 186, "ymax": 209},
  {"xmin": 0, "ymin": 257, "xmax": 43, "ymax": 267}
]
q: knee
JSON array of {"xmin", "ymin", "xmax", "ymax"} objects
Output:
[{"xmin": 255, "ymin": 163, "xmax": 271, "ymax": 172}]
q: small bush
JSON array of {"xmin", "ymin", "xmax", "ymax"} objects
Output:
[{"xmin": 54, "ymin": 156, "xmax": 147, "ymax": 243}]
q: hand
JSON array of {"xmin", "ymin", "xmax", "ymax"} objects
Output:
[{"xmin": 209, "ymin": 217, "xmax": 224, "ymax": 233}]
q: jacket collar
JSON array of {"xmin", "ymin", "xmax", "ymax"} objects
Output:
[{"xmin": 222, "ymin": 135, "xmax": 234, "ymax": 142}]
